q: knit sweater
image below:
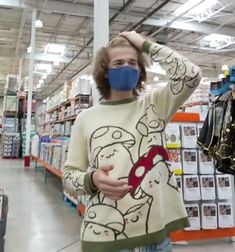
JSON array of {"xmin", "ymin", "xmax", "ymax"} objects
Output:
[{"xmin": 63, "ymin": 41, "xmax": 202, "ymax": 252}]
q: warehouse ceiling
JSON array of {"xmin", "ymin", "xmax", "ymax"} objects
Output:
[{"xmin": 0, "ymin": 0, "xmax": 235, "ymax": 99}]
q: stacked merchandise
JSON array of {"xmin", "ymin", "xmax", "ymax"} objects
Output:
[
  {"xmin": 3, "ymin": 95, "xmax": 18, "ymax": 133},
  {"xmin": 39, "ymin": 137, "xmax": 69, "ymax": 171},
  {"xmin": 39, "ymin": 136, "xmax": 51, "ymax": 162},
  {"xmin": 2, "ymin": 133, "xmax": 20, "ymax": 158},
  {"xmin": 21, "ymin": 131, "xmax": 36, "ymax": 157},
  {"xmin": 166, "ymin": 118, "xmax": 234, "ymax": 230}
]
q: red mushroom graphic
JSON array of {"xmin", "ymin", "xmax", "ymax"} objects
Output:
[{"xmin": 128, "ymin": 145, "xmax": 169, "ymax": 197}]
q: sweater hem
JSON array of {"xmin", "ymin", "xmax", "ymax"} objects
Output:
[{"xmin": 82, "ymin": 217, "xmax": 189, "ymax": 252}]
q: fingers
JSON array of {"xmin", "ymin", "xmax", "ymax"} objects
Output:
[
  {"xmin": 99, "ymin": 165, "xmax": 113, "ymax": 173},
  {"xmin": 93, "ymin": 165, "xmax": 133, "ymax": 200},
  {"xmin": 119, "ymin": 30, "xmax": 145, "ymax": 50}
]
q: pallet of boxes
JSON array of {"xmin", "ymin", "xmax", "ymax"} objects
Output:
[{"xmin": 0, "ymin": 190, "xmax": 8, "ymax": 252}]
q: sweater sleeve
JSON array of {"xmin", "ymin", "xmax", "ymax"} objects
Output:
[
  {"xmin": 62, "ymin": 114, "xmax": 98, "ymax": 196},
  {"xmin": 142, "ymin": 41, "xmax": 202, "ymax": 122}
]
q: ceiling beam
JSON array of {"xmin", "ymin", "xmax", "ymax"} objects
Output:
[{"xmin": 143, "ymin": 18, "xmax": 235, "ymax": 37}]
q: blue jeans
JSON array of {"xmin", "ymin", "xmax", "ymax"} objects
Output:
[{"xmin": 119, "ymin": 237, "xmax": 172, "ymax": 252}]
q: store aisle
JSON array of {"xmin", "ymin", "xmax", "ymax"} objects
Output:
[
  {"xmin": 0, "ymin": 158, "xmax": 82, "ymax": 252},
  {"xmin": 1, "ymin": 158, "xmax": 235, "ymax": 252}
]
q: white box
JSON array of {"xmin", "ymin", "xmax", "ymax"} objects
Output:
[
  {"xmin": 182, "ymin": 149, "xmax": 198, "ymax": 174},
  {"xmin": 200, "ymin": 175, "xmax": 216, "ymax": 200},
  {"xmin": 183, "ymin": 175, "xmax": 201, "ymax": 201},
  {"xmin": 218, "ymin": 202, "xmax": 234, "ymax": 228},
  {"xmin": 165, "ymin": 123, "xmax": 181, "ymax": 148},
  {"xmin": 201, "ymin": 203, "xmax": 217, "ymax": 229},
  {"xmin": 198, "ymin": 150, "xmax": 214, "ymax": 174},
  {"xmin": 181, "ymin": 123, "xmax": 197, "ymax": 148},
  {"xmin": 167, "ymin": 149, "xmax": 182, "ymax": 174},
  {"xmin": 185, "ymin": 204, "xmax": 201, "ymax": 230},
  {"xmin": 216, "ymin": 175, "xmax": 233, "ymax": 200}
]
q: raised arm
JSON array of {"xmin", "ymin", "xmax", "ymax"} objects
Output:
[{"xmin": 120, "ymin": 31, "xmax": 202, "ymax": 122}]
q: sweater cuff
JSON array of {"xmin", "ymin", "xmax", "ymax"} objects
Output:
[
  {"xmin": 142, "ymin": 40, "xmax": 153, "ymax": 54},
  {"xmin": 84, "ymin": 172, "xmax": 98, "ymax": 195}
]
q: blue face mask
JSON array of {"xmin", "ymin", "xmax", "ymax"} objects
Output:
[{"xmin": 108, "ymin": 66, "xmax": 140, "ymax": 91}]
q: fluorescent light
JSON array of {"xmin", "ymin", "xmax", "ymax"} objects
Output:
[
  {"xmin": 27, "ymin": 46, "xmax": 31, "ymax": 53},
  {"xmin": 202, "ymin": 33, "xmax": 235, "ymax": 50},
  {"xmin": 174, "ymin": 0, "xmax": 219, "ymax": 22},
  {"xmin": 44, "ymin": 43, "xmax": 65, "ymax": 56},
  {"xmin": 189, "ymin": 0, "xmax": 217, "ymax": 15},
  {"xmin": 175, "ymin": 0, "xmax": 203, "ymax": 16},
  {"xmin": 153, "ymin": 76, "xmax": 159, "ymax": 82},
  {"xmin": 34, "ymin": 63, "xmax": 52, "ymax": 75},
  {"xmin": 42, "ymin": 74, "xmax": 48, "ymax": 79},
  {"xmin": 38, "ymin": 79, "xmax": 44, "ymax": 85},
  {"xmin": 35, "ymin": 19, "xmax": 43, "ymax": 28},
  {"xmin": 53, "ymin": 60, "xmax": 60, "ymax": 66}
]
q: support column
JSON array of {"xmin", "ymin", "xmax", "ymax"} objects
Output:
[
  {"xmin": 24, "ymin": 8, "xmax": 36, "ymax": 168},
  {"xmin": 92, "ymin": 0, "xmax": 109, "ymax": 105}
]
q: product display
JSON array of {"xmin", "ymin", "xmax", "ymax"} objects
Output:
[
  {"xmin": 166, "ymin": 118, "xmax": 235, "ymax": 233},
  {"xmin": 2, "ymin": 133, "xmax": 20, "ymax": 158}
]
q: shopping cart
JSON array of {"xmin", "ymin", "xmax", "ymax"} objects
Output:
[{"xmin": 0, "ymin": 189, "xmax": 8, "ymax": 252}]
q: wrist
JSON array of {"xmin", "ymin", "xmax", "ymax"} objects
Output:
[
  {"xmin": 142, "ymin": 40, "xmax": 153, "ymax": 54},
  {"xmin": 88, "ymin": 171, "xmax": 98, "ymax": 193}
]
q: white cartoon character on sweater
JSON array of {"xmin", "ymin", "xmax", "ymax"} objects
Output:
[
  {"xmin": 90, "ymin": 126, "xmax": 136, "ymax": 177},
  {"xmin": 128, "ymin": 145, "xmax": 178, "ymax": 233},
  {"xmin": 123, "ymin": 197, "xmax": 150, "ymax": 237},
  {"xmin": 136, "ymin": 104, "xmax": 165, "ymax": 157},
  {"xmin": 82, "ymin": 197, "xmax": 126, "ymax": 241}
]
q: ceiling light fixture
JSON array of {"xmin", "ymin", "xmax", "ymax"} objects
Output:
[
  {"xmin": 42, "ymin": 74, "xmax": 48, "ymax": 79},
  {"xmin": 35, "ymin": 19, "xmax": 43, "ymax": 28},
  {"xmin": 202, "ymin": 33, "xmax": 235, "ymax": 50},
  {"xmin": 53, "ymin": 60, "xmax": 60, "ymax": 66},
  {"xmin": 175, "ymin": 0, "xmax": 206, "ymax": 16},
  {"xmin": 44, "ymin": 43, "xmax": 66, "ymax": 56},
  {"xmin": 27, "ymin": 46, "xmax": 31, "ymax": 54},
  {"xmin": 174, "ymin": 0, "xmax": 224, "ymax": 22},
  {"xmin": 34, "ymin": 63, "xmax": 53, "ymax": 75}
]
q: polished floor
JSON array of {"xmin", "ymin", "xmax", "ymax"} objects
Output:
[{"xmin": 0, "ymin": 158, "xmax": 235, "ymax": 252}]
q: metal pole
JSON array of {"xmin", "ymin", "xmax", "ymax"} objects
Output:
[
  {"xmin": 92, "ymin": 0, "xmax": 109, "ymax": 104},
  {"xmin": 24, "ymin": 8, "xmax": 36, "ymax": 168}
]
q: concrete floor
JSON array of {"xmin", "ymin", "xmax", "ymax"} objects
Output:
[{"xmin": 0, "ymin": 158, "xmax": 235, "ymax": 252}]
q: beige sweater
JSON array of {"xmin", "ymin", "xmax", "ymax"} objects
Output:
[{"xmin": 63, "ymin": 41, "xmax": 202, "ymax": 252}]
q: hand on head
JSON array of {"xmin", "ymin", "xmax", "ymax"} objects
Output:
[{"xmin": 119, "ymin": 31, "xmax": 146, "ymax": 51}]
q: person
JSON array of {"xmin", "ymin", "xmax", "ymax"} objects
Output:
[{"xmin": 62, "ymin": 31, "xmax": 202, "ymax": 252}]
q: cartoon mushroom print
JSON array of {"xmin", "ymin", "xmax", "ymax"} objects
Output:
[
  {"xmin": 90, "ymin": 126, "xmax": 136, "ymax": 176},
  {"xmin": 82, "ymin": 204, "xmax": 126, "ymax": 241},
  {"xmin": 136, "ymin": 104, "xmax": 165, "ymax": 157},
  {"xmin": 128, "ymin": 145, "xmax": 178, "ymax": 233},
  {"xmin": 128, "ymin": 145, "xmax": 169, "ymax": 197}
]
